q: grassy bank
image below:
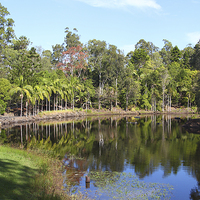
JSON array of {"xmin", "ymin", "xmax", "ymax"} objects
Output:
[
  {"xmin": 35, "ymin": 106, "xmax": 199, "ymax": 118},
  {"xmin": 0, "ymin": 145, "xmax": 69, "ymax": 200}
]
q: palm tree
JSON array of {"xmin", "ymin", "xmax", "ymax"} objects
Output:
[
  {"xmin": 34, "ymin": 85, "xmax": 46, "ymax": 114},
  {"xmin": 52, "ymin": 79, "xmax": 65, "ymax": 111},
  {"xmin": 9, "ymin": 76, "xmax": 33, "ymax": 117},
  {"xmin": 41, "ymin": 78, "xmax": 53, "ymax": 111},
  {"xmin": 59, "ymin": 78, "xmax": 74, "ymax": 110}
]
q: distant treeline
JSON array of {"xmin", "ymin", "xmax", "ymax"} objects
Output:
[{"xmin": 1, "ymin": 3, "xmax": 200, "ymax": 115}]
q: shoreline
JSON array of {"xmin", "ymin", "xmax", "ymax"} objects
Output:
[{"xmin": 0, "ymin": 108, "xmax": 197, "ymax": 128}]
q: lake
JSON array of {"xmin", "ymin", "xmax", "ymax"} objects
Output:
[{"xmin": 1, "ymin": 115, "xmax": 200, "ymax": 199}]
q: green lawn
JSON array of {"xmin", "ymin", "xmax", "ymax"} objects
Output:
[{"xmin": 0, "ymin": 145, "xmax": 68, "ymax": 200}]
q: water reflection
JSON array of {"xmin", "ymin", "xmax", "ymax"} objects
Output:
[{"xmin": 1, "ymin": 115, "xmax": 200, "ymax": 199}]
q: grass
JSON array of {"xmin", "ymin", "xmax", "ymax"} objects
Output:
[
  {"xmin": 0, "ymin": 145, "xmax": 70, "ymax": 200},
  {"xmin": 38, "ymin": 109, "xmax": 75, "ymax": 117},
  {"xmin": 32, "ymin": 106, "xmax": 198, "ymax": 120}
]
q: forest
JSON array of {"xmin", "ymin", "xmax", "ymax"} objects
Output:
[{"xmin": 1, "ymin": 3, "xmax": 200, "ymax": 116}]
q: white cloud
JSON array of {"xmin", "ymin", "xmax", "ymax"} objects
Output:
[
  {"xmin": 192, "ymin": 0, "xmax": 200, "ymax": 4},
  {"xmin": 187, "ymin": 32, "xmax": 200, "ymax": 45},
  {"xmin": 76, "ymin": 0, "xmax": 161, "ymax": 9}
]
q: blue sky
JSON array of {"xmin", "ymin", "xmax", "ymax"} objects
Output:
[{"xmin": 1, "ymin": 0, "xmax": 200, "ymax": 55}]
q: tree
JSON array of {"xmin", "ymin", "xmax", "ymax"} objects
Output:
[
  {"xmin": 13, "ymin": 36, "xmax": 30, "ymax": 50},
  {"xmin": 195, "ymin": 72, "xmax": 200, "ymax": 111},
  {"xmin": 52, "ymin": 44, "xmax": 64, "ymax": 68},
  {"xmin": 159, "ymin": 67, "xmax": 170, "ymax": 111},
  {"xmin": 191, "ymin": 40, "xmax": 200, "ymax": 70},
  {"xmin": 0, "ymin": 3, "xmax": 15, "ymax": 52},
  {"xmin": 67, "ymin": 76, "xmax": 82, "ymax": 110},
  {"xmin": 181, "ymin": 45, "xmax": 194, "ymax": 69},
  {"xmin": 159, "ymin": 39, "xmax": 173, "ymax": 66},
  {"xmin": 170, "ymin": 46, "xmax": 181, "ymax": 63},
  {"xmin": 33, "ymin": 85, "xmax": 49, "ymax": 114},
  {"xmin": 104, "ymin": 85, "xmax": 115, "ymax": 111},
  {"xmin": 43, "ymin": 78, "xmax": 53, "ymax": 111},
  {"xmin": 64, "ymin": 27, "xmax": 82, "ymax": 49},
  {"xmin": 9, "ymin": 76, "xmax": 33, "ymax": 116},
  {"xmin": 106, "ymin": 45, "xmax": 125, "ymax": 107},
  {"xmin": 135, "ymin": 39, "xmax": 159, "ymax": 58},
  {"xmin": 58, "ymin": 45, "xmax": 88, "ymax": 77},
  {"xmin": 0, "ymin": 78, "xmax": 11, "ymax": 114},
  {"xmin": 51, "ymin": 78, "xmax": 64, "ymax": 111},
  {"xmin": 87, "ymin": 39, "xmax": 108, "ymax": 109},
  {"xmin": 175, "ymin": 69, "xmax": 198, "ymax": 107},
  {"xmin": 167, "ymin": 62, "xmax": 181, "ymax": 108},
  {"xmin": 0, "ymin": 3, "xmax": 15, "ymax": 78},
  {"xmin": 151, "ymin": 52, "xmax": 163, "ymax": 69},
  {"xmin": 41, "ymin": 50, "xmax": 53, "ymax": 72},
  {"xmin": 79, "ymin": 79, "xmax": 95, "ymax": 110},
  {"xmin": 130, "ymin": 48, "xmax": 149, "ymax": 71},
  {"xmin": 120, "ymin": 66, "xmax": 140, "ymax": 111},
  {"xmin": 8, "ymin": 48, "xmax": 41, "ymax": 85}
]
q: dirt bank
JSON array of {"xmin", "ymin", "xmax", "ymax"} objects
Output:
[
  {"xmin": 0, "ymin": 108, "xmax": 197, "ymax": 129},
  {"xmin": 0, "ymin": 109, "xmax": 140, "ymax": 127}
]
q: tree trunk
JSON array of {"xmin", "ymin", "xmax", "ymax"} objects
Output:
[
  {"xmin": 115, "ymin": 78, "xmax": 117, "ymax": 107},
  {"xmin": 56, "ymin": 95, "xmax": 58, "ymax": 111},
  {"xmin": 33, "ymin": 103, "xmax": 34, "ymax": 116},
  {"xmin": 126, "ymin": 93, "xmax": 128, "ymax": 111},
  {"xmin": 98, "ymin": 96, "xmax": 101, "ymax": 110},
  {"xmin": 20, "ymin": 125, "xmax": 23, "ymax": 147},
  {"xmin": 168, "ymin": 95, "xmax": 169, "ymax": 112},
  {"xmin": 99, "ymin": 73, "xmax": 101, "ymax": 110},
  {"xmin": 42, "ymin": 100, "xmax": 43, "ymax": 112},
  {"xmin": 188, "ymin": 93, "xmax": 190, "ymax": 109},
  {"xmin": 37, "ymin": 100, "xmax": 39, "ymax": 114},
  {"xmin": 73, "ymin": 98, "xmax": 74, "ymax": 111},
  {"xmin": 162, "ymin": 87, "xmax": 164, "ymax": 112},
  {"xmin": 54, "ymin": 94, "xmax": 55, "ymax": 111},
  {"xmin": 49, "ymin": 95, "xmax": 50, "ymax": 111},
  {"xmin": 26, "ymin": 101, "xmax": 28, "ymax": 117},
  {"xmin": 20, "ymin": 94, "xmax": 23, "ymax": 117},
  {"xmin": 29, "ymin": 100, "xmax": 31, "ymax": 116}
]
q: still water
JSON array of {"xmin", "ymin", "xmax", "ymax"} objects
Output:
[{"xmin": 1, "ymin": 115, "xmax": 200, "ymax": 199}]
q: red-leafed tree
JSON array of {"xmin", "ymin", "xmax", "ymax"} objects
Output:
[{"xmin": 57, "ymin": 45, "xmax": 88, "ymax": 77}]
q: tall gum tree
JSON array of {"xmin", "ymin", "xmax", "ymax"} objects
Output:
[
  {"xmin": 0, "ymin": 3, "xmax": 15, "ymax": 78},
  {"xmin": 0, "ymin": 3, "xmax": 15, "ymax": 51},
  {"xmin": 160, "ymin": 39, "xmax": 173, "ymax": 66},
  {"xmin": 106, "ymin": 45, "xmax": 125, "ymax": 107},
  {"xmin": 135, "ymin": 39, "xmax": 159, "ymax": 59},
  {"xmin": 87, "ymin": 39, "xmax": 107, "ymax": 109},
  {"xmin": 159, "ymin": 67, "xmax": 170, "ymax": 111}
]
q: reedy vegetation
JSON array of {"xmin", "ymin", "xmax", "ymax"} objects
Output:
[{"xmin": 1, "ymin": 3, "xmax": 200, "ymax": 115}]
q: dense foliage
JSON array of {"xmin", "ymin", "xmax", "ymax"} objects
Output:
[{"xmin": 0, "ymin": 3, "xmax": 200, "ymax": 115}]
